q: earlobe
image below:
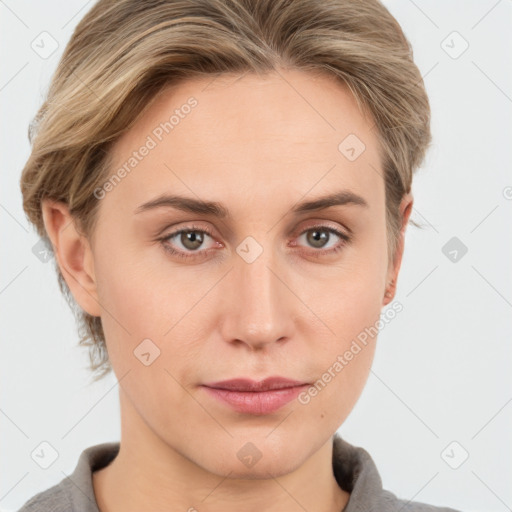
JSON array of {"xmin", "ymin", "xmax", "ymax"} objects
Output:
[{"xmin": 41, "ymin": 199, "xmax": 101, "ymax": 317}]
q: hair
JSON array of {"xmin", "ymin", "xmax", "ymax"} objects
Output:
[{"xmin": 20, "ymin": 0, "xmax": 431, "ymax": 382}]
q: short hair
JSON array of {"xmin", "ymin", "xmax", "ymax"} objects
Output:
[{"xmin": 19, "ymin": 0, "xmax": 431, "ymax": 382}]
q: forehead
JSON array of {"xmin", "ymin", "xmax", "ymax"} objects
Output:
[{"xmin": 104, "ymin": 69, "xmax": 384, "ymax": 216}]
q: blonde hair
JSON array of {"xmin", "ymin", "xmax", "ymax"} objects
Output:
[{"xmin": 20, "ymin": 0, "xmax": 431, "ymax": 381}]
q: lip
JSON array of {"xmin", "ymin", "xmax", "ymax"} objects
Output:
[{"xmin": 201, "ymin": 377, "xmax": 310, "ymax": 415}]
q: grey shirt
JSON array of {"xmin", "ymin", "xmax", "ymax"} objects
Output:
[{"xmin": 17, "ymin": 434, "xmax": 461, "ymax": 512}]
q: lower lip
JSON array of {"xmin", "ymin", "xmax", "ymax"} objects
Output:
[{"xmin": 201, "ymin": 385, "xmax": 310, "ymax": 415}]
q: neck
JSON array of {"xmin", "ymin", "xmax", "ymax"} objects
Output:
[{"xmin": 92, "ymin": 392, "xmax": 350, "ymax": 512}]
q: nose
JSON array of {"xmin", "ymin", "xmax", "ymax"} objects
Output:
[{"xmin": 218, "ymin": 244, "xmax": 295, "ymax": 352}]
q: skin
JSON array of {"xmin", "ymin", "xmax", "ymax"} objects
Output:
[{"xmin": 42, "ymin": 68, "xmax": 412, "ymax": 512}]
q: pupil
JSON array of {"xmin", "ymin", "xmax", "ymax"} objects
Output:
[
  {"xmin": 182, "ymin": 231, "xmax": 203, "ymax": 250},
  {"xmin": 309, "ymin": 229, "xmax": 328, "ymax": 248}
]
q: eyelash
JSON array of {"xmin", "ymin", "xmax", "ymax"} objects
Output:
[{"xmin": 158, "ymin": 223, "xmax": 351, "ymax": 261}]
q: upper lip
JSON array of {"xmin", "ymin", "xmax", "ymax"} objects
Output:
[{"xmin": 203, "ymin": 377, "xmax": 309, "ymax": 392}]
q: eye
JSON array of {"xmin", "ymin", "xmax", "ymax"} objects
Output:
[
  {"xmin": 293, "ymin": 225, "xmax": 351, "ymax": 258},
  {"xmin": 159, "ymin": 225, "xmax": 219, "ymax": 261},
  {"xmin": 158, "ymin": 223, "xmax": 351, "ymax": 261}
]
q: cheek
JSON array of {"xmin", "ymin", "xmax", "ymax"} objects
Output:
[
  {"xmin": 298, "ymin": 240, "xmax": 387, "ymax": 419},
  {"xmin": 298, "ymin": 290, "xmax": 381, "ymax": 429},
  {"xmin": 91, "ymin": 237, "xmax": 163, "ymax": 368},
  {"xmin": 307, "ymin": 228, "xmax": 388, "ymax": 343},
  {"xmin": 317, "ymin": 284, "xmax": 381, "ymax": 373},
  {"xmin": 92, "ymin": 239, "xmax": 215, "ymax": 377}
]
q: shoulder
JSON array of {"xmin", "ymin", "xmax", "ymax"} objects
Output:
[
  {"xmin": 332, "ymin": 434, "xmax": 463, "ymax": 512},
  {"xmin": 16, "ymin": 480, "xmax": 72, "ymax": 512},
  {"xmin": 15, "ymin": 442, "xmax": 119, "ymax": 512},
  {"xmin": 378, "ymin": 488, "xmax": 463, "ymax": 511}
]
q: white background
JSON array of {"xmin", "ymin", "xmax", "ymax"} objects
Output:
[{"xmin": 1, "ymin": 1, "xmax": 511, "ymax": 511}]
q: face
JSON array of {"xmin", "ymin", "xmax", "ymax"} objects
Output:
[{"xmin": 48, "ymin": 69, "xmax": 410, "ymax": 478}]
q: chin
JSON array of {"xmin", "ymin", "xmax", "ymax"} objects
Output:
[{"xmin": 191, "ymin": 433, "xmax": 309, "ymax": 479}]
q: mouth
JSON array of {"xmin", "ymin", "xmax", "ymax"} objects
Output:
[{"xmin": 201, "ymin": 377, "xmax": 310, "ymax": 415}]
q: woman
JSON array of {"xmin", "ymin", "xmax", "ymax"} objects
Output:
[{"xmin": 18, "ymin": 0, "xmax": 462, "ymax": 510}]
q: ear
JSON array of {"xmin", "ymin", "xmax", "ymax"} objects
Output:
[
  {"xmin": 382, "ymin": 192, "xmax": 414, "ymax": 306},
  {"xmin": 41, "ymin": 199, "xmax": 101, "ymax": 317}
]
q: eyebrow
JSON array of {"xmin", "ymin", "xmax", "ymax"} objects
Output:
[{"xmin": 133, "ymin": 190, "xmax": 369, "ymax": 217}]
